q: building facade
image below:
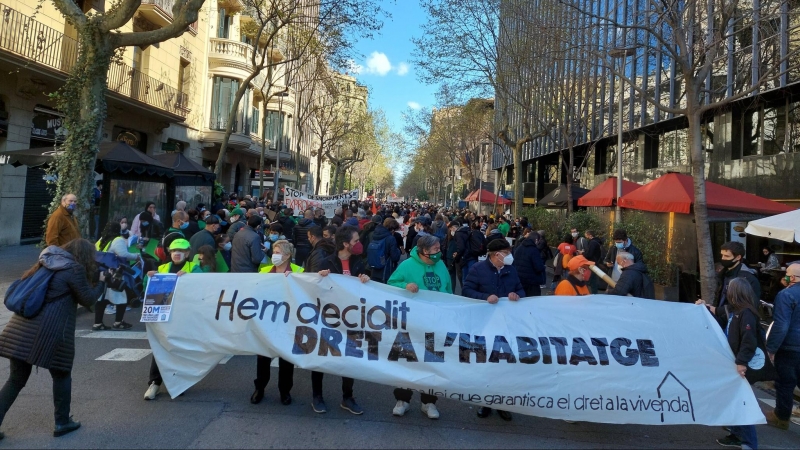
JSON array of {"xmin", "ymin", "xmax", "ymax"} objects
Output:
[
  {"xmin": 493, "ymin": 0, "xmax": 800, "ymax": 208},
  {"xmin": 0, "ymin": 0, "xmax": 328, "ymax": 246}
]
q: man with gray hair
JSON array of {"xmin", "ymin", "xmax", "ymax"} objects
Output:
[{"xmin": 606, "ymin": 251, "xmax": 655, "ymax": 299}]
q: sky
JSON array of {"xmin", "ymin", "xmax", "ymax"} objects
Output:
[{"xmin": 345, "ymin": 1, "xmax": 437, "ymax": 137}]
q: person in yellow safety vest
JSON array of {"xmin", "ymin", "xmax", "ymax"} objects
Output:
[
  {"xmin": 143, "ymin": 238, "xmax": 200, "ymax": 292},
  {"xmin": 142, "ymin": 237, "xmax": 200, "ymax": 401},
  {"xmin": 252, "ymin": 240, "xmax": 302, "ymax": 406},
  {"xmin": 146, "ymin": 238, "xmax": 199, "ymax": 277},
  {"xmin": 94, "ymin": 221, "xmax": 142, "ymax": 331}
]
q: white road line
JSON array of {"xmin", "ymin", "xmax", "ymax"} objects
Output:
[
  {"xmin": 96, "ymin": 348, "xmax": 152, "ymax": 361},
  {"xmin": 77, "ymin": 330, "xmax": 148, "ymax": 340}
]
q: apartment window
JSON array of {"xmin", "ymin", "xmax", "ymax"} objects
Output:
[
  {"xmin": 266, "ymin": 111, "xmax": 285, "ymax": 150},
  {"xmin": 594, "ymin": 143, "xmax": 608, "ymax": 175},
  {"xmin": 251, "ymin": 107, "xmax": 260, "ymax": 135},
  {"xmin": 642, "ymin": 134, "xmax": 659, "ymax": 170},
  {"xmin": 177, "ymin": 60, "xmax": 190, "ymax": 97},
  {"xmin": 240, "ymin": 88, "xmax": 251, "ymax": 135},
  {"xmin": 217, "ymin": 8, "xmax": 233, "ymax": 39},
  {"xmin": 210, "ymin": 76, "xmax": 240, "ymax": 131},
  {"xmin": 789, "ymin": 101, "xmax": 800, "ymax": 153}
]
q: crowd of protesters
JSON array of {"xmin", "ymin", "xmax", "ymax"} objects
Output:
[{"xmin": 1, "ymin": 190, "xmax": 798, "ymax": 448}]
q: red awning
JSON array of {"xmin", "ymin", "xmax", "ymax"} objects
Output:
[
  {"xmin": 465, "ymin": 189, "xmax": 511, "ymax": 205},
  {"xmin": 618, "ymin": 172, "xmax": 794, "ymax": 215},
  {"xmin": 578, "ymin": 177, "xmax": 642, "ymax": 207}
]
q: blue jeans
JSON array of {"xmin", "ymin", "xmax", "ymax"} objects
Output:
[
  {"xmin": 461, "ymin": 259, "xmax": 477, "ymax": 284},
  {"xmin": 729, "ymin": 425, "xmax": 758, "ymax": 449},
  {"xmin": 774, "ymin": 349, "xmax": 800, "ymax": 420}
]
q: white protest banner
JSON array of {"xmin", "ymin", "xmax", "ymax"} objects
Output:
[
  {"xmin": 147, "ymin": 274, "xmax": 764, "ymax": 425},
  {"xmin": 283, "ymin": 187, "xmax": 359, "ymax": 217},
  {"xmin": 386, "ymin": 196, "xmax": 405, "ymax": 203}
]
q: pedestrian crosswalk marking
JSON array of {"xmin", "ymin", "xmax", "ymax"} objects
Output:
[
  {"xmin": 77, "ymin": 330, "xmax": 148, "ymax": 340},
  {"xmin": 96, "ymin": 348, "xmax": 152, "ymax": 361}
]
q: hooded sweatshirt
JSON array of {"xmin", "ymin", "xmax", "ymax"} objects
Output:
[{"xmin": 387, "ymin": 246, "xmax": 453, "ymax": 294}]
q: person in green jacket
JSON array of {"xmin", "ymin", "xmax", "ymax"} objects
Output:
[
  {"xmin": 497, "ymin": 215, "xmax": 510, "ymax": 237},
  {"xmin": 386, "ymin": 234, "xmax": 452, "ymax": 420}
]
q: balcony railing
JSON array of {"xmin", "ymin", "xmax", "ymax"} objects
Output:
[
  {"xmin": 209, "ymin": 37, "xmax": 253, "ymax": 64},
  {"xmin": 138, "ymin": 0, "xmax": 197, "ymax": 34},
  {"xmin": 209, "ymin": 117, "xmax": 238, "ymax": 133},
  {"xmin": 0, "ymin": 3, "xmax": 188, "ymax": 119},
  {"xmin": 0, "ymin": 3, "xmax": 79, "ymax": 72}
]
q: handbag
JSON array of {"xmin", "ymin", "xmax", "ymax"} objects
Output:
[{"xmin": 745, "ymin": 321, "xmax": 777, "ymax": 384}]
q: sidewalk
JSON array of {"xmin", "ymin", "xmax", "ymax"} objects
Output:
[{"xmin": 0, "ymin": 244, "xmax": 42, "ymax": 328}]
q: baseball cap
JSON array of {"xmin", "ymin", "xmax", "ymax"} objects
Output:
[
  {"xmin": 231, "ymin": 207, "xmax": 245, "ymax": 217},
  {"xmin": 168, "ymin": 239, "xmax": 191, "ymax": 251},
  {"xmin": 568, "ymin": 255, "xmax": 595, "ymax": 272}
]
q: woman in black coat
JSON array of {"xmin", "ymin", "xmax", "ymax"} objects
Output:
[
  {"xmin": 0, "ymin": 239, "xmax": 104, "ymax": 438},
  {"xmin": 714, "ymin": 277, "xmax": 760, "ymax": 449}
]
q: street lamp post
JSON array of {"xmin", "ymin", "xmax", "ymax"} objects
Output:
[{"xmin": 609, "ymin": 37, "xmax": 636, "ymax": 223}]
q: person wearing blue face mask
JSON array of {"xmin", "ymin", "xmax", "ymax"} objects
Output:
[
  {"xmin": 45, "ymin": 193, "xmax": 80, "ymax": 247},
  {"xmin": 603, "ymin": 229, "xmax": 644, "ymax": 282},
  {"xmin": 263, "ymin": 223, "xmax": 285, "ymax": 258},
  {"xmin": 160, "ymin": 211, "xmax": 188, "ymax": 262}
]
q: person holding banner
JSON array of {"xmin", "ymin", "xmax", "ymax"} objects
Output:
[
  {"xmin": 716, "ymin": 278, "xmax": 763, "ymax": 449},
  {"xmin": 387, "ymin": 235, "xmax": 452, "ymax": 419},
  {"xmin": 317, "ymin": 226, "xmax": 368, "ymax": 415},
  {"xmin": 251, "ymin": 240, "xmax": 302, "ymax": 406},
  {"xmin": 144, "ymin": 239, "xmax": 200, "ymax": 400},
  {"xmin": 554, "ymin": 255, "xmax": 593, "ymax": 296},
  {"xmin": 462, "ymin": 238, "xmax": 524, "ymax": 421}
]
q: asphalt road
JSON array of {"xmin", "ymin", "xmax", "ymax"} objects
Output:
[{"xmin": 1, "ymin": 245, "xmax": 800, "ymax": 448}]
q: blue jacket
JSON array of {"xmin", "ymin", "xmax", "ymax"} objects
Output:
[
  {"xmin": 767, "ymin": 284, "xmax": 800, "ymax": 354},
  {"xmin": 512, "ymin": 237, "xmax": 546, "ymax": 286},
  {"xmin": 462, "ymin": 259, "xmax": 525, "ymax": 301}
]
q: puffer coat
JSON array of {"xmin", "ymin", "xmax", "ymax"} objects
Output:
[{"xmin": 0, "ymin": 247, "xmax": 103, "ymax": 371}]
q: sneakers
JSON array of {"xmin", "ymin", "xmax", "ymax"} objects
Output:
[
  {"xmin": 393, "ymin": 400, "xmax": 410, "ymax": 416},
  {"xmin": 766, "ymin": 410, "xmax": 790, "ymax": 430},
  {"xmin": 104, "ymin": 305, "xmax": 116, "ymax": 315},
  {"xmin": 144, "ymin": 382, "xmax": 160, "ymax": 400},
  {"xmin": 421, "ymin": 402, "xmax": 439, "ymax": 419},
  {"xmin": 53, "ymin": 418, "xmax": 81, "ymax": 437},
  {"xmin": 92, "ymin": 323, "xmax": 110, "ymax": 331},
  {"xmin": 716, "ymin": 434, "xmax": 742, "ymax": 448},
  {"xmin": 312, "ymin": 395, "xmax": 327, "ymax": 414},
  {"xmin": 112, "ymin": 321, "xmax": 133, "ymax": 330},
  {"xmin": 340, "ymin": 397, "xmax": 364, "ymax": 415}
]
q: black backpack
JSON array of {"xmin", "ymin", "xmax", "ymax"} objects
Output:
[{"xmin": 469, "ymin": 230, "xmax": 487, "ymax": 257}]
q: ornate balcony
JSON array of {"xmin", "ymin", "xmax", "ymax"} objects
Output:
[
  {"xmin": 208, "ymin": 37, "xmax": 253, "ymax": 73},
  {"xmin": 137, "ymin": 0, "xmax": 197, "ymax": 34},
  {"xmin": 0, "ymin": 3, "xmax": 189, "ymax": 119}
]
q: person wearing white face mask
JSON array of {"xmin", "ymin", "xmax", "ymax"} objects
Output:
[
  {"xmin": 251, "ymin": 240, "xmax": 302, "ymax": 406},
  {"xmin": 143, "ymin": 239, "xmax": 200, "ymax": 400},
  {"xmin": 461, "ymin": 237, "xmax": 524, "ymax": 421},
  {"xmin": 603, "ymin": 229, "xmax": 644, "ymax": 282}
]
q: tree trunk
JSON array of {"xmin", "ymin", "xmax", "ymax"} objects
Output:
[
  {"xmin": 259, "ymin": 103, "xmax": 269, "ymax": 198},
  {"xmin": 331, "ymin": 162, "xmax": 341, "ymax": 194},
  {"xmin": 688, "ymin": 107, "xmax": 716, "ymax": 303},
  {"xmin": 566, "ymin": 146, "xmax": 574, "ymax": 216},
  {"xmin": 513, "ymin": 142, "xmax": 524, "ymax": 217},
  {"xmin": 314, "ymin": 144, "xmax": 324, "ymax": 194},
  {"xmin": 49, "ymin": 32, "xmax": 113, "ymax": 237}
]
